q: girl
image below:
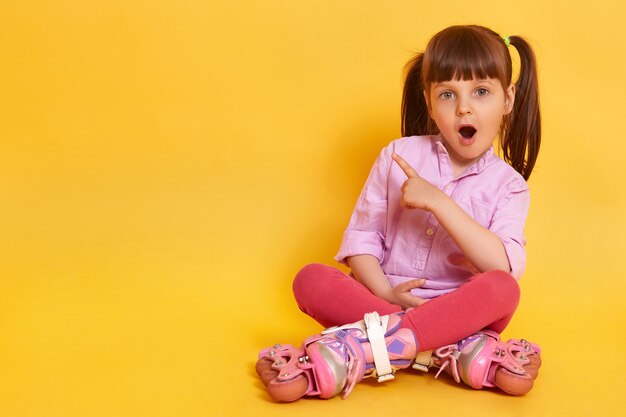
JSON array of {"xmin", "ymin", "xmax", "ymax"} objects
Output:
[{"xmin": 257, "ymin": 25, "xmax": 542, "ymax": 402}]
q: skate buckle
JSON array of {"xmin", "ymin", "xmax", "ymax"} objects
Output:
[
  {"xmin": 370, "ymin": 367, "xmax": 395, "ymax": 382},
  {"xmin": 412, "ymin": 363, "xmax": 429, "ymax": 372},
  {"xmin": 377, "ymin": 373, "xmax": 395, "ymax": 383},
  {"xmin": 412, "ymin": 350, "xmax": 433, "ymax": 372}
]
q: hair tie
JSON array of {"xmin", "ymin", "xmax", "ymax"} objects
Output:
[{"xmin": 502, "ymin": 35, "xmax": 511, "ymax": 46}]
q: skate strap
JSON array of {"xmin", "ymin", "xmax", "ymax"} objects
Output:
[{"xmin": 364, "ymin": 312, "xmax": 394, "ymax": 382}]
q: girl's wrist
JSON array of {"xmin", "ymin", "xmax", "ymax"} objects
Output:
[
  {"xmin": 427, "ymin": 189, "xmax": 449, "ymax": 213},
  {"xmin": 374, "ymin": 287, "xmax": 396, "ymax": 304}
]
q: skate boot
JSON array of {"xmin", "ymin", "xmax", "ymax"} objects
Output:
[
  {"xmin": 256, "ymin": 312, "xmax": 417, "ymax": 402},
  {"xmin": 412, "ymin": 330, "xmax": 542, "ymax": 395}
]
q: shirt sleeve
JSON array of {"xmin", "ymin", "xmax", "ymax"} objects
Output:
[
  {"xmin": 335, "ymin": 144, "xmax": 393, "ymax": 265},
  {"xmin": 490, "ymin": 179, "xmax": 530, "ymax": 280}
]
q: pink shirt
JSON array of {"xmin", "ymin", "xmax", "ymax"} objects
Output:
[{"xmin": 335, "ymin": 135, "xmax": 530, "ymax": 299}]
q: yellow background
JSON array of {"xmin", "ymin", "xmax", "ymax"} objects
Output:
[{"xmin": 1, "ymin": 1, "xmax": 624, "ymax": 416}]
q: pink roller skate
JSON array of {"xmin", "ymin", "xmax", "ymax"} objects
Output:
[
  {"xmin": 505, "ymin": 336, "xmax": 542, "ymax": 379},
  {"xmin": 256, "ymin": 312, "xmax": 417, "ymax": 402},
  {"xmin": 413, "ymin": 330, "xmax": 542, "ymax": 395}
]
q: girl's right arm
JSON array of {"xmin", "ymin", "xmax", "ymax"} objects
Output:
[
  {"xmin": 391, "ymin": 153, "xmax": 517, "ymax": 274},
  {"xmin": 347, "ymin": 254, "xmax": 427, "ymax": 309}
]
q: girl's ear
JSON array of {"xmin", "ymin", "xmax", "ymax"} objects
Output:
[{"xmin": 504, "ymin": 84, "xmax": 515, "ymax": 115}]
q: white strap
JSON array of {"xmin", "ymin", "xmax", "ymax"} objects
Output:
[
  {"xmin": 364, "ymin": 312, "xmax": 394, "ymax": 382},
  {"xmin": 321, "ymin": 321, "xmax": 366, "ymax": 335}
]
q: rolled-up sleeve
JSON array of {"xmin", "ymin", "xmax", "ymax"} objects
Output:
[
  {"xmin": 490, "ymin": 179, "xmax": 530, "ymax": 280},
  {"xmin": 335, "ymin": 145, "xmax": 392, "ymax": 265}
]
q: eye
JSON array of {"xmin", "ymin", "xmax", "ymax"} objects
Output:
[
  {"xmin": 475, "ymin": 87, "xmax": 489, "ymax": 96},
  {"xmin": 439, "ymin": 91, "xmax": 455, "ymax": 100}
]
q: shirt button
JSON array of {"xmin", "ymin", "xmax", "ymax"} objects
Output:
[{"xmin": 426, "ymin": 228, "xmax": 434, "ymax": 236}]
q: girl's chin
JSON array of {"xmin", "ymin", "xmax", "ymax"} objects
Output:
[{"xmin": 449, "ymin": 147, "xmax": 488, "ymax": 166}]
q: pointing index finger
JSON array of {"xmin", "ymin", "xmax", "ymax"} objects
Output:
[{"xmin": 392, "ymin": 153, "xmax": 418, "ymax": 178}]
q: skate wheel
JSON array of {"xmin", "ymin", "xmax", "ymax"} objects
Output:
[
  {"xmin": 524, "ymin": 364, "xmax": 539, "ymax": 380},
  {"xmin": 255, "ymin": 358, "xmax": 273, "ymax": 378},
  {"xmin": 267, "ymin": 374, "xmax": 309, "ymax": 402},
  {"xmin": 494, "ymin": 368, "xmax": 533, "ymax": 395},
  {"xmin": 528, "ymin": 354, "xmax": 542, "ymax": 369},
  {"xmin": 260, "ymin": 368, "xmax": 279, "ymax": 386}
]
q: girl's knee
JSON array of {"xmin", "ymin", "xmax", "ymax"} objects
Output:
[
  {"xmin": 474, "ymin": 269, "xmax": 521, "ymax": 307},
  {"xmin": 293, "ymin": 263, "xmax": 331, "ymax": 302}
]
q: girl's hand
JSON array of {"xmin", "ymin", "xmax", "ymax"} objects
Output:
[
  {"xmin": 392, "ymin": 153, "xmax": 443, "ymax": 212},
  {"xmin": 384, "ymin": 279, "xmax": 429, "ymax": 310}
]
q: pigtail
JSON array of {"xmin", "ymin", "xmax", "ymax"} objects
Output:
[
  {"xmin": 401, "ymin": 54, "xmax": 432, "ymax": 137},
  {"xmin": 502, "ymin": 36, "xmax": 541, "ymax": 180}
]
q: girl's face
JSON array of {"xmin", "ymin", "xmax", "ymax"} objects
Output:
[{"xmin": 425, "ymin": 78, "xmax": 515, "ymax": 175}]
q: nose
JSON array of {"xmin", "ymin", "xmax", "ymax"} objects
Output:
[{"xmin": 456, "ymin": 98, "xmax": 472, "ymax": 116}]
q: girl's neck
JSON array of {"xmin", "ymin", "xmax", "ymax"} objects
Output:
[{"xmin": 442, "ymin": 142, "xmax": 491, "ymax": 178}]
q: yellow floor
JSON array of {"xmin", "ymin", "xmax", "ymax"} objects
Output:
[
  {"xmin": 1, "ymin": 1, "xmax": 625, "ymax": 416},
  {"xmin": 1, "ymin": 258, "xmax": 622, "ymax": 416}
]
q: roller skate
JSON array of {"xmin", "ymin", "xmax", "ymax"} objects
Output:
[
  {"xmin": 412, "ymin": 330, "xmax": 542, "ymax": 395},
  {"xmin": 255, "ymin": 312, "xmax": 417, "ymax": 402}
]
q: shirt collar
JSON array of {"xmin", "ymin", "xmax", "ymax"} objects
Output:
[{"xmin": 433, "ymin": 135, "xmax": 495, "ymax": 179}]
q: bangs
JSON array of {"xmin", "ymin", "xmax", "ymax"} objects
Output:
[{"xmin": 423, "ymin": 26, "xmax": 511, "ymax": 85}]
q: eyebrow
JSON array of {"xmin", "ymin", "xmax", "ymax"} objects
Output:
[{"xmin": 431, "ymin": 79, "xmax": 498, "ymax": 90}]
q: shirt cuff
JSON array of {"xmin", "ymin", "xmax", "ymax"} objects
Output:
[
  {"xmin": 501, "ymin": 237, "xmax": 526, "ymax": 280},
  {"xmin": 335, "ymin": 230, "xmax": 385, "ymax": 265}
]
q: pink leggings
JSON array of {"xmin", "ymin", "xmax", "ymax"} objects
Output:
[{"xmin": 293, "ymin": 263, "xmax": 520, "ymax": 351}]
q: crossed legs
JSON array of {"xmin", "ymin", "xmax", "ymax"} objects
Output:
[{"xmin": 292, "ymin": 263, "xmax": 520, "ymax": 351}]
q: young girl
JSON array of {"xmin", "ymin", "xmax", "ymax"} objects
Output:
[{"xmin": 256, "ymin": 25, "xmax": 542, "ymax": 402}]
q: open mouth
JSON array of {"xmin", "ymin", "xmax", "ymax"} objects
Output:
[{"xmin": 459, "ymin": 126, "xmax": 477, "ymax": 139}]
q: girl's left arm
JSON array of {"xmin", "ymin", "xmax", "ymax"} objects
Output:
[
  {"xmin": 430, "ymin": 193, "xmax": 510, "ymax": 273},
  {"xmin": 392, "ymin": 153, "xmax": 510, "ymax": 273}
]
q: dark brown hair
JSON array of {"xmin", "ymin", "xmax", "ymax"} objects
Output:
[{"xmin": 401, "ymin": 25, "xmax": 541, "ymax": 180}]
